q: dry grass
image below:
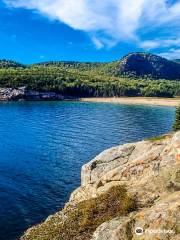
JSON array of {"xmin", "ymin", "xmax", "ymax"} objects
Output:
[
  {"xmin": 147, "ymin": 133, "xmax": 172, "ymax": 142},
  {"xmin": 21, "ymin": 185, "xmax": 136, "ymax": 240}
]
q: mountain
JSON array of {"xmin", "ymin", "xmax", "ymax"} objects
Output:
[
  {"xmin": 0, "ymin": 53, "xmax": 180, "ymax": 80},
  {"xmin": 115, "ymin": 52, "xmax": 180, "ymax": 80}
]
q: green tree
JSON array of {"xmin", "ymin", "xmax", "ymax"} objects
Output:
[{"xmin": 173, "ymin": 106, "xmax": 180, "ymax": 131}]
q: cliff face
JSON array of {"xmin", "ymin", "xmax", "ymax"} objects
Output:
[{"xmin": 20, "ymin": 131, "xmax": 180, "ymax": 240}]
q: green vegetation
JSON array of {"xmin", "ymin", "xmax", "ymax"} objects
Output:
[
  {"xmin": 147, "ymin": 134, "xmax": 172, "ymax": 142},
  {"xmin": 147, "ymin": 105, "xmax": 180, "ymax": 142},
  {"xmin": 173, "ymin": 106, "xmax": 180, "ymax": 131},
  {"xmin": 0, "ymin": 61, "xmax": 179, "ymax": 98},
  {"xmin": 22, "ymin": 185, "xmax": 136, "ymax": 240}
]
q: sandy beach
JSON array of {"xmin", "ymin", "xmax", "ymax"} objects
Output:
[{"xmin": 80, "ymin": 97, "xmax": 180, "ymax": 107}]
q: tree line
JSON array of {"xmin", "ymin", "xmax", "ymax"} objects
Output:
[{"xmin": 0, "ymin": 66, "xmax": 179, "ymax": 98}]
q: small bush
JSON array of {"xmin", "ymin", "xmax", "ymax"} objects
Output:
[{"xmin": 173, "ymin": 106, "xmax": 180, "ymax": 131}]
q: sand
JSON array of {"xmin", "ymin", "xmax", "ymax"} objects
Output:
[{"xmin": 80, "ymin": 97, "xmax": 180, "ymax": 107}]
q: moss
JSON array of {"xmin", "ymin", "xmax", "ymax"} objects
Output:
[
  {"xmin": 21, "ymin": 185, "xmax": 136, "ymax": 240},
  {"xmin": 147, "ymin": 134, "xmax": 172, "ymax": 142}
]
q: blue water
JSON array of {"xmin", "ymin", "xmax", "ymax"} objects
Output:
[{"xmin": 0, "ymin": 101, "xmax": 175, "ymax": 240}]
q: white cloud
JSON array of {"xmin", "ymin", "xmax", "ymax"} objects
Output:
[
  {"xmin": 159, "ymin": 48, "xmax": 180, "ymax": 59},
  {"xmin": 140, "ymin": 40, "xmax": 160, "ymax": 49},
  {"xmin": 3, "ymin": 0, "xmax": 180, "ymax": 49},
  {"xmin": 140, "ymin": 38, "xmax": 180, "ymax": 50},
  {"xmin": 92, "ymin": 37, "xmax": 104, "ymax": 49}
]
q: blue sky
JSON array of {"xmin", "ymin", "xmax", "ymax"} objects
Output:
[{"xmin": 0, "ymin": 0, "xmax": 179, "ymax": 63}]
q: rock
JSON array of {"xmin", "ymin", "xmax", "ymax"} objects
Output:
[
  {"xmin": 24, "ymin": 90, "xmax": 64, "ymax": 100},
  {"xmin": 0, "ymin": 87, "xmax": 26, "ymax": 100},
  {"xmin": 92, "ymin": 192, "xmax": 180, "ymax": 240},
  {"xmin": 20, "ymin": 131, "xmax": 180, "ymax": 240},
  {"xmin": 70, "ymin": 132, "xmax": 179, "ymax": 207},
  {"xmin": 0, "ymin": 87, "xmax": 64, "ymax": 101}
]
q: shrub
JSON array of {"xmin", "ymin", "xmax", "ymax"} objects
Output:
[{"xmin": 173, "ymin": 106, "xmax": 180, "ymax": 131}]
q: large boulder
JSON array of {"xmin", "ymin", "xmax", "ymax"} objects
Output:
[{"xmin": 71, "ymin": 132, "xmax": 180, "ymax": 206}]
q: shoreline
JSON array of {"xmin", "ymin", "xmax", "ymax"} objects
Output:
[{"xmin": 80, "ymin": 97, "xmax": 180, "ymax": 107}]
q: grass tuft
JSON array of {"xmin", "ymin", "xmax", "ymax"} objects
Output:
[{"xmin": 147, "ymin": 134, "xmax": 172, "ymax": 142}]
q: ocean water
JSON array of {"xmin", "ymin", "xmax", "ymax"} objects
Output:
[{"xmin": 0, "ymin": 101, "xmax": 175, "ymax": 240}]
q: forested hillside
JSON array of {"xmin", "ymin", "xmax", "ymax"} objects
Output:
[
  {"xmin": 0, "ymin": 53, "xmax": 179, "ymax": 98},
  {"xmin": 0, "ymin": 60, "xmax": 25, "ymax": 69},
  {"xmin": 117, "ymin": 53, "xmax": 180, "ymax": 80}
]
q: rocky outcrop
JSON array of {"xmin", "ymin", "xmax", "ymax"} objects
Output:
[
  {"xmin": 20, "ymin": 131, "xmax": 180, "ymax": 240},
  {"xmin": 0, "ymin": 87, "xmax": 64, "ymax": 101},
  {"xmin": 0, "ymin": 87, "xmax": 26, "ymax": 100},
  {"xmin": 25, "ymin": 90, "xmax": 64, "ymax": 101}
]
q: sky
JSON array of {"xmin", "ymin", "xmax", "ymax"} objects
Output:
[{"xmin": 0, "ymin": 0, "xmax": 179, "ymax": 63}]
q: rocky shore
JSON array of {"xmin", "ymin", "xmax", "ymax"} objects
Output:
[
  {"xmin": 0, "ymin": 87, "xmax": 64, "ymax": 101},
  {"xmin": 20, "ymin": 131, "xmax": 180, "ymax": 240},
  {"xmin": 1, "ymin": 87, "xmax": 180, "ymax": 107}
]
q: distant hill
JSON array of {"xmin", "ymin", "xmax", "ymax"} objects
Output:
[
  {"xmin": 32, "ymin": 61, "xmax": 103, "ymax": 70},
  {"xmin": 30, "ymin": 53, "xmax": 180, "ymax": 80},
  {"xmin": 0, "ymin": 60, "xmax": 25, "ymax": 69},
  {"xmin": 115, "ymin": 53, "xmax": 180, "ymax": 80}
]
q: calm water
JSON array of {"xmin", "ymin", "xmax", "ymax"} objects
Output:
[{"xmin": 0, "ymin": 101, "xmax": 175, "ymax": 240}]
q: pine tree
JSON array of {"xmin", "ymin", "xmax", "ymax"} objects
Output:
[{"xmin": 173, "ymin": 106, "xmax": 180, "ymax": 131}]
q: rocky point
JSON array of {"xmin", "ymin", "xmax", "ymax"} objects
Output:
[{"xmin": 20, "ymin": 131, "xmax": 180, "ymax": 240}]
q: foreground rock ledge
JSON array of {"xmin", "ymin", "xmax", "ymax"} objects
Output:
[{"xmin": 21, "ymin": 131, "xmax": 180, "ymax": 240}]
